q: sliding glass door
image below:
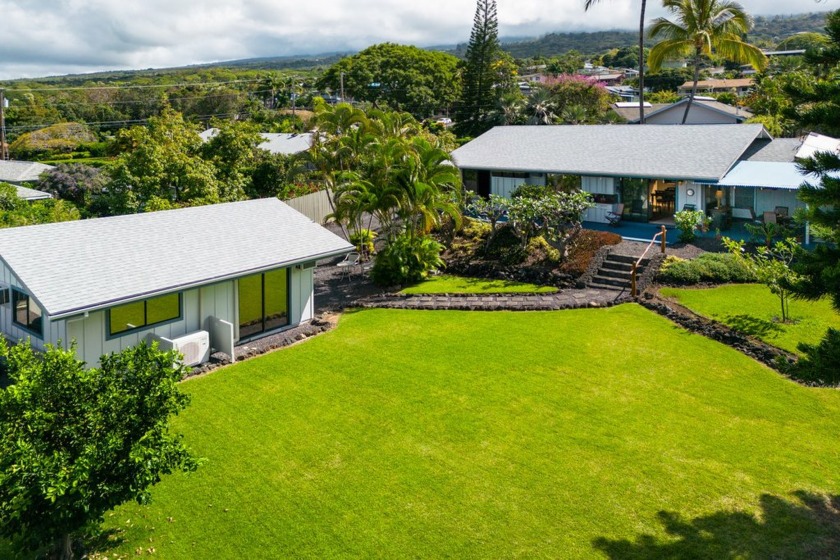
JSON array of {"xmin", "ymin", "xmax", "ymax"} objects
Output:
[{"xmin": 238, "ymin": 269, "xmax": 289, "ymax": 339}]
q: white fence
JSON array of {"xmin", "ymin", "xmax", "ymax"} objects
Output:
[{"xmin": 285, "ymin": 189, "xmax": 333, "ymax": 225}]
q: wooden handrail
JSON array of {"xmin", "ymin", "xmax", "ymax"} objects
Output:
[{"xmin": 630, "ymin": 225, "xmax": 667, "ymax": 297}]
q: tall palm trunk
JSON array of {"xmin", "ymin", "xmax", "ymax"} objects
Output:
[
  {"xmin": 681, "ymin": 53, "xmax": 702, "ymax": 124},
  {"xmin": 638, "ymin": 0, "xmax": 647, "ymax": 124}
]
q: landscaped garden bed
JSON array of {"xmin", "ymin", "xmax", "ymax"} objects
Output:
[
  {"xmin": 442, "ymin": 218, "xmax": 621, "ymax": 289},
  {"xmin": 28, "ymin": 306, "xmax": 839, "ymax": 559}
]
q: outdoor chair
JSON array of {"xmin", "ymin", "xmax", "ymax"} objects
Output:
[
  {"xmin": 336, "ymin": 251, "xmax": 361, "ymax": 280},
  {"xmin": 606, "ymin": 203, "xmax": 624, "ymax": 226},
  {"xmin": 763, "ymin": 211, "xmax": 777, "ymax": 224}
]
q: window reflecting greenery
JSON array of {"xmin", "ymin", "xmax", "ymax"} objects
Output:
[
  {"xmin": 238, "ymin": 269, "xmax": 289, "ymax": 339},
  {"xmin": 109, "ymin": 293, "xmax": 181, "ymax": 336},
  {"xmin": 12, "ymin": 289, "xmax": 43, "ymax": 336}
]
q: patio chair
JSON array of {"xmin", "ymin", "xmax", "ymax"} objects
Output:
[
  {"xmin": 336, "ymin": 251, "xmax": 361, "ymax": 280},
  {"xmin": 606, "ymin": 203, "xmax": 624, "ymax": 226},
  {"xmin": 763, "ymin": 211, "xmax": 777, "ymax": 224}
]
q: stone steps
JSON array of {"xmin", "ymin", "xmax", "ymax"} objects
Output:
[{"xmin": 589, "ymin": 253, "xmax": 649, "ymax": 292}]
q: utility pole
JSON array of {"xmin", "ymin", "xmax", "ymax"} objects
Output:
[
  {"xmin": 0, "ymin": 89, "xmax": 8, "ymax": 161},
  {"xmin": 339, "ymin": 72, "xmax": 345, "ymax": 103}
]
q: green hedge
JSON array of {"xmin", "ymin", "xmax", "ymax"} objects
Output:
[{"xmin": 658, "ymin": 253, "xmax": 756, "ymax": 285}]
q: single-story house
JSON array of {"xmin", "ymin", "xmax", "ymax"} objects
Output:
[
  {"xmin": 0, "ymin": 198, "xmax": 353, "ymax": 367},
  {"xmin": 451, "ymin": 124, "xmax": 821, "ymax": 229},
  {"xmin": 0, "ymin": 160, "xmax": 54, "ymax": 200},
  {"xmin": 9, "ymin": 184, "xmax": 52, "ymax": 201},
  {"xmin": 199, "ymin": 129, "xmax": 314, "ymax": 156},
  {"xmin": 612, "ymin": 98, "xmax": 753, "ymax": 124},
  {"xmin": 678, "ymin": 78, "xmax": 754, "ymax": 96}
]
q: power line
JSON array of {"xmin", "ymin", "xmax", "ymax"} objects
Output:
[{"xmin": 4, "ymin": 79, "xmax": 262, "ymax": 93}]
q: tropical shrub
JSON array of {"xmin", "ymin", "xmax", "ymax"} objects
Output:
[
  {"xmin": 658, "ymin": 253, "xmax": 756, "ymax": 284},
  {"xmin": 370, "ymin": 234, "xmax": 444, "ymax": 287},
  {"xmin": 527, "ymin": 236, "xmax": 561, "ymax": 263},
  {"xmin": 349, "ymin": 228, "xmax": 377, "ymax": 257},
  {"xmin": 674, "ymin": 209, "xmax": 711, "ymax": 243}
]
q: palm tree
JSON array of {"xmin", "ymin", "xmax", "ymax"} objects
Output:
[
  {"xmin": 647, "ymin": 0, "xmax": 768, "ymax": 124},
  {"xmin": 584, "ymin": 0, "xmax": 648, "ymax": 124}
]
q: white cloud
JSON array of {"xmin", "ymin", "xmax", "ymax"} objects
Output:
[{"xmin": 0, "ymin": 0, "xmax": 831, "ymax": 79}]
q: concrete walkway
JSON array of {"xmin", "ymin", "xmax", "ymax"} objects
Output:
[{"xmin": 355, "ymin": 288, "xmax": 629, "ymax": 311}]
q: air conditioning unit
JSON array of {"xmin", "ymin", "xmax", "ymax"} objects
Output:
[{"xmin": 171, "ymin": 330, "xmax": 210, "ymax": 366}]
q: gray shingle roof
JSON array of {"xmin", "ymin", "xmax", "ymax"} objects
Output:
[
  {"xmin": 200, "ymin": 129, "xmax": 313, "ymax": 155},
  {"xmin": 631, "ymin": 99, "xmax": 753, "ymax": 122},
  {"xmin": 739, "ymin": 138, "xmax": 802, "ymax": 162},
  {"xmin": 0, "ymin": 198, "xmax": 353, "ymax": 318},
  {"xmin": 0, "ymin": 160, "xmax": 54, "ymax": 183},
  {"xmin": 451, "ymin": 124, "xmax": 769, "ymax": 182},
  {"xmin": 14, "ymin": 185, "xmax": 52, "ymax": 201}
]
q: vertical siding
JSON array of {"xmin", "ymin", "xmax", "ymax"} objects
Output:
[
  {"xmin": 289, "ymin": 267, "xmax": 314, "ymax": 325},
  {"xmin": 0, "ymin": 261, "xmax": 48, "ymax": 350},
  {"xmin": 65, "ymin": 287, "xmax": 205, "ymax": 367}
]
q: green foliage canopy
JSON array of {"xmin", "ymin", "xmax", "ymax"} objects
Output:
[
  {"xmin": 0, "ymin": 341, "xmax": 197, "ymax": 559},
  {"xmin": 319, "ymin": 43, "xmax": 461, "ymax": 119}
]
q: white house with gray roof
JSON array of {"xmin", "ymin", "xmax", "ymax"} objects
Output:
[
  {"xmin": 451, "ymin": 124, "xmax": 825, "ymax": 227},
  {"xmin": 199, "ymin": 128, "xmax": 314, "ymax": 156},
  {"xmin": 0, "ymin": 198, "xmax": 352, "ymax": 367},
  {"xmin": 0, "ymin": 160, "xmax": 54, "ymax": 200}
]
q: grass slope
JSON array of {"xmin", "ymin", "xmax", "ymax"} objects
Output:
[
  {"xmin": 400, "ymin": 275, "xmax": 557, "ymax": 295},
  {"xmin": 660, "ymin": 284, "xmax": 840, "ymax": 355},
  {"xmin": 9, "ymin": 306, "xmax": 840, "ymax": 558}
]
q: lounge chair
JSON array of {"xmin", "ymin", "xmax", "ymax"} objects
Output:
[
  {"xmin": 336, "ymin": 252, "xmax": 361, "ymax": 280},
  {"xmin": 606, "ymin": 203, "xmax": 624, "ymax": 226}
]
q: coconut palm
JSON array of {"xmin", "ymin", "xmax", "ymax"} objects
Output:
[
  {"xmin": 647, "ymin": 0, "xmax": 768, "ymax": 124},
  {"xmin": 584, "ymin": 0, "xmax": 648, "ymax": 124}
]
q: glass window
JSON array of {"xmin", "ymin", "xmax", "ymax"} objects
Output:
[
  {"xmin": 238, "ymin": 269, "xmax": 289, "ymax": 339},
  {"xmin": 109, "ymin": 293, "xmax": 181, "ymax": 336},
  {"xmin": 264, "ymin": 269, "xmax": 289, "ymax": 332},
  {"xmin": 238, "ymin": 274, "xmax": 264, "ymax": 339},
  {"xmin": 12, "ymin": 289, "xmax": 43, "ymax": 337}
]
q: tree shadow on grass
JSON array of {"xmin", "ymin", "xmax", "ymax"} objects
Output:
[
  {"xmin": 592, "ymin": 491, "xmax": 840, "ymax": 559},
  {"xmin": 725, "ymin": 314, "xmax": 784, "ymax": 339}
]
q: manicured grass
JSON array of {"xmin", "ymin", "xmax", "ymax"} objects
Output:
[
  {"xmin": 660, "ymin": 283, "xmax": 840, "ymax": 355},
  {"xmin": 51, "ymin": 306, "xmax": 840, "ymax": 559},
  {"xmin": 400, "ymin": 274, "xmax": 557, "ymax": 294}
]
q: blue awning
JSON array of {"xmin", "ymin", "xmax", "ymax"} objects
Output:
[{"xmin": 718, "ymin": 161, "xmax": 825, "ymax": 190}]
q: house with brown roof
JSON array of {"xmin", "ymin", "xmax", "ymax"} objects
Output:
[{"xmin": 678, "ymin": 78, "xmax": 754, "ymax": 96}]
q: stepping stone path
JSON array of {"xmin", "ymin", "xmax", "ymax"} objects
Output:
[{"xmin": 355, "ymin": 288, "xmax": 628, "ymax": 312}]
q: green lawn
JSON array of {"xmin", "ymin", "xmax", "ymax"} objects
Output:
[
  {"xmin": 401, "ymin": 274, "xmax": 558, "ymax": 294},
  {"xmin": 660, "ymin": 284, "xmax": 840, "ymax": 355},
  {"xmin": 5, "ymin": 306, "xmax": 840, "ymax": 558}
]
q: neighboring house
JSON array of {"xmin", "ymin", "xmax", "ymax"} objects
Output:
[
  {"xmin": 0, "ymin": 198, "xmax": 353, "ymax": 367},
  {"xmin": 611, "ymin": 97, "xmax": 753, "ymax": 124},
  {"xmin": 0, "ymin": 160, "xmax": 54, "ymax": 200},
  {"xmin": 451, "ymin": 123, "xmax": 817, "ymax": 230},
  {"xmin": 678, "ymin": 78, "xmax": 754, "ymax": 96},
  {"xmin": 10, "ymin": 184, "xmax": 52, "ymax": 201},
  {"xmin": 199, "ymin": 129, "xmax": 314, "ymax": 156}
]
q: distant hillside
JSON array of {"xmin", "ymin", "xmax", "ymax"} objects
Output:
[{"xmin": 449, "ymin": 11, "xmax": 829, "ymax": 59}]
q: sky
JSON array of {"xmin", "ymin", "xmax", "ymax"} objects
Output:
[{"xmin": 0, "ymin": 0, "xmax": 832, "ymax": 80}]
